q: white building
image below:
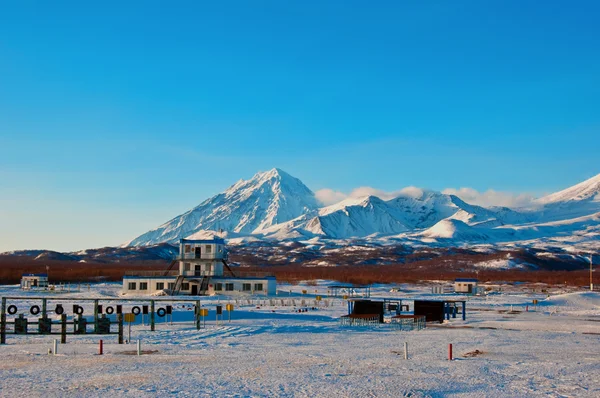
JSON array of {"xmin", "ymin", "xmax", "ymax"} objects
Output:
[
  {"xmin": 454, "ymin": 278, "xmax": 478, "ymax": 294},
  {"xmin": 122, "ymin": 237, "xmax": 276, "ymax": 296},
  {"xmin": 21, "ymin": 273, "xmax": 49, "ymax": 290}
]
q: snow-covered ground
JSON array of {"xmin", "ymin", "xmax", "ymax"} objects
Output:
[{"xmin": 1, "ymin": 282, "xmax": 599, "ymax": 397}]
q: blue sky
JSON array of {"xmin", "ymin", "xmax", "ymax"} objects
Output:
[{"xmin": 1, "ymin": 1, "xmax": 599, "ymax": 251}]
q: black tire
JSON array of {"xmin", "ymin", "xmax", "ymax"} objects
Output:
[
  {"xmin": 55, "ymin": 305, "xmax": 64, "ymax": 315},
  {"xmin": 156, "ymin": 308, "xmax": 166, "ymax": 317},
  {"xmin": 7, "ymin": 305, "xmax": 17, "ymax": 315},
  {"xmin": 131, "ymin": 306, "xmax": 141, "ymax": 315},
  {"xmin": 30, "ymin": 305, "xmax": 40, "ymax": 315},
  {"xmin": 74, "ymin": 305, "xmax": 84, "ymax": 315},
  {"xmin": 105, "ymin": 306, "xmax": 114, "ymax": 314}
]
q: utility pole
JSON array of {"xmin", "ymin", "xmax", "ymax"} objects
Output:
[{"xmin": 590, "ymin": 253, "xmax": 594, "ymax": 291}]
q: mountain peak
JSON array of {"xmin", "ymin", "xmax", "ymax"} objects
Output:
[
  {"xmin": 125, "ymin": 168, "xmax": 318, "ymax": 246},
  {"xmin": 253, "ymin": 168, "xmax": 292, "ymax": 180},
  {"xmin": 536, "ymin": 173, "xmax": 600, "ymax": 205}
]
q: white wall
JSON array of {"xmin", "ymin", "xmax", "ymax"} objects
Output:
[{"xmin": 122, "ymin": 277, "xmax": 277, "ymax": 296}]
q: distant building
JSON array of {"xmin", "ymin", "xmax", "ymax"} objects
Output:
[
  {"xmin": 122, "ymin": 237, "xmax": 276, "ymax": 296},
  {"xmin": 454, "ymin": 278, "xmax": 478, "ymax": 294},
  {"xmin": 21, "ymin": 273, "xmax": 49, "ymax": 290}
]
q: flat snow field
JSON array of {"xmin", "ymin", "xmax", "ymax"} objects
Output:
[{"xmin": 1, "ymin": 282, "xmax": 599, "ymax": 397}]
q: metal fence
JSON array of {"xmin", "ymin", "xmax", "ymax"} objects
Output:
[
  {"xmin": 389, "ymin": 315, "xmax": 427, "ymax": 331},
  {"xmin": 339, "ymin": 315, "xmax": 380, "ymax": 327}
]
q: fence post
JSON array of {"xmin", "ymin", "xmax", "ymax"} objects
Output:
[
  {"xmin": 94, "ymin": 299, "xmax": 99, "ymax": 333},
  {"xmin": 137, "ymin": 339, "xmax": 141, "ymax": 356},
  {"xmin": 1, "ymin": 297, "xmax": 6, "ymax": 344},
  {"xmin": 150, "ymin": 300, "xmax": 155, "ymax": 331},
  {"xmin": 118, "ymin": 313, "xmax": 124, "ymax": 344},
  {"xmin": 42, "ymin": 298, "xmax": 47, "ymax": 319},
  {"xmin": 61, "ymin": 314, "xmax": 67, "ymax": 344},
  {"xmin": 99, "ymin": 339, "xmax": 103, "ymax": 355},
  {"xmin": 448, "ymin": 343, "xmax": 453, "ymax": 361},
  {"xmin": 196, "ymin": 300, "xmax": 201, "ymax": 330},
  {"xmin": 53, "ymin": 339, "xmax": 58, "ymax": 355}
]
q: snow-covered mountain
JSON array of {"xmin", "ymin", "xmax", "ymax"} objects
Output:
[
  {"xmin": 532, "ymin": 174, "xmax": 600, "ymax": 223},
  {"xmin": 261, "ymin": 190, "xmax": 531, "ymax": 240},
  {"xmin": 125, "ymin": 168, "xmax": 319, "ymax": 246},
  {"xmin": 125, "ymin": 170, "xmax": 600, "ymax": 251},
  {"xmin": 536, "ymin": 173, "xmax": 600, "ymax": 205}
]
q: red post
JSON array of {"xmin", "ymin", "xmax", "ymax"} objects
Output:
[
  {"xmin": 99, "ymin": 339, "xmax": 103, "ymax": 355},
  {"xmin": 526, "ymin": 305, "xmax": 529, "ymax": 312},
  {"xmin": 448, "ymin": 343, "xmax": 453, "ymax": 361}
]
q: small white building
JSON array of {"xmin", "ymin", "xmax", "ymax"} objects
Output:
[
  {"xmin": 21, "ymin": 273, "xmax": 49, "ymax": 290},
  {"xmin": 454, "ymin": 278, "xmax": 478, "ymax": 294},
  {"xmin": 122, "ymin": 237, "xmax": 276, "ymax": 296}
]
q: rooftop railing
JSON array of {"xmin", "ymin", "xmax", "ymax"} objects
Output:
[{"xmin": 124, "ymin": 270, "xmax": 179, "ymax": 277}]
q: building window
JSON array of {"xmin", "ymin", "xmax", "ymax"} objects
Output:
[
  {"xmin": 181, "ymin": 283, "xmax": 190, "ymax": 291},
  {"xmin": 195, "ymin": 265, "xmax": 201, "ymax": 276},
  {"xmin": 185, "ymin": 245, "xmax": 191, "ymax": 253},
  {"xmin": 168, "ymin": 283, "xmax": 175, "ymax": 290},
  {"xmin": 156, "ymin": 282, "xmax": 164, "ymax": 290},
  {"xmin": 214, "ymin": 283, "xmax": 223, "ymax": 291},
  {"xmin": 225, "ymin": 283, "xmax": 234, "ymax": 291},
  {"xmin": 254, "ymin": 283, "xmax": 263, "ymax": 291},
  {"xmin": 128, "ymin": 282, "xmax": 136, "ymax": 290},
  {"xmin": 184, "ymin": 263, "xmax": 191, "ymax": 272},
  {"xmin": 206, "ymin": 245, "xmax": 212, "ymax": 253},
  {"xmin": 242, "ymin": 283, "xmax": 252, "ymax": 291},
  {"xmin": 139, "ymin": 282, "xmax": 148, "ymax": 290}
]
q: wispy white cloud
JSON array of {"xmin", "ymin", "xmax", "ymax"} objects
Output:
[
  {"xmin": 316, "ymin": 185, "xmax": 535, "ymax": 208},
  {"xmin": 441, "ymin": 187, "xmax": 536, "ymax": 208},
  {"xmin": 314, "ymin": 189, "xmax": 348, "ymax": 206},
  {"xmin": 315, "ymin": 185, "xmax": 425, "ymax": 206}
]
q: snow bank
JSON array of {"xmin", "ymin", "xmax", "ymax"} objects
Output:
[{"xmin": 540, "ymin": 291, "xmax": 600, "ymax": 311}]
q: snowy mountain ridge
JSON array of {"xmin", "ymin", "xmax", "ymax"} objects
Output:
[
  {"xmin": 125, "ymin": 169, "xmax": 600, "ymax": 251},
  {"xmin": 536, "ymin": 173, "xmax": 600, "ymax": 204},
  {"xmin": 125, "ymin": 168, "xmax": 318, "ymax": 246}
]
